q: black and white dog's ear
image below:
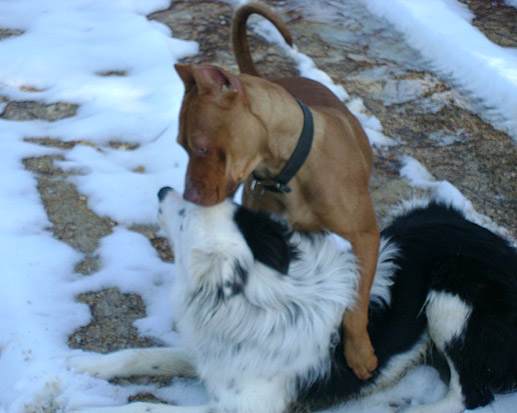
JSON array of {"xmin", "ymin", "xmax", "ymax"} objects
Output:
[{"xmin": 233, "ymin": 207, "xmax": 296, "ymax": 275}]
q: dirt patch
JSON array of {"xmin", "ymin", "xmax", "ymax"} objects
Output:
[
  {"xmin": 128, "ymin": 393, "xmax": 167, "ymax": 403},
  {"xmin": 74, "ymin": 255, "xmax": 102, "ymax": 276},
  {"xmin": 96, "ymin": 70, "xmax": 129, "ymax": 77},
  {"xmin": 23, "ymin": 155, "xmax": 115, "ymax": 256},
  {"xmin": 108, "ymin": 140, "xmax": 140, "ymax": 150},
  {"xmin": 131, "ymin": 224, "xmax": 174, "ymax": 262},
  {"xmin": 24, "ymin": 137, "xmax": 78, "ymax": 149},
  {"xmin": 1, "ymin": 101, "xmax": 78, "ymax": 121},
  {"xmin": 68, "ymin": 288, "xmax": 157, "ymax": 352},
  {"xmin": 0, "ymin": 28, "xmax": 24, "ymax": 40},
  {"xmin": 458, "ymin": 0, "xmax": 517, "ymax": 48}
]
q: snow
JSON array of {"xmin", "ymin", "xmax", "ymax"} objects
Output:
[
  {"xmin": 0, "ymin": 1, "xmax": 196, "ymax": 144},
  {"xmin": 331, "ymin": 366, "xmax": 447, "ymax": 413},
  {"xmin": 0, "ymin": 0, "xmax": 515, "ymax": 412},
  {"xmin": 57, "ymin": 136, "xmax": 187, "ymax": 224},
  {"xmin": 364, "ymin": 0, "xmax": 517, "ymax": 140}
]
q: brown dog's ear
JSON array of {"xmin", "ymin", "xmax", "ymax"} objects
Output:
[
  {"xmin": 175, "ymin": 64, "xmax": 196, "ymax": 93},
  {"xmin": 191, "ymin": 65, "xmax": 244, "ymax": 98}
]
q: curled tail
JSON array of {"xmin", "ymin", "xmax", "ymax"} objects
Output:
[{"xmin": 232, "ymin": 2, "xmax": 293, "ymax": 77}]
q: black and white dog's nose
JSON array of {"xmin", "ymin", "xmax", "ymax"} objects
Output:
[{"xmin": 157, "ymin": 186, "xmax": 174, "ymax": 201}]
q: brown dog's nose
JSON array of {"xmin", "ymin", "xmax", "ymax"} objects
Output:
[{"xmin": 183, "ymin": 186, "xmax": 202, "ymax": 204}]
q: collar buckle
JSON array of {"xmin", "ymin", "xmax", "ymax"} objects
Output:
[
  {"xmin": 272, "ymin": 182, "xmax": 292, "ymax": 193},
  {"xmin": 251, "ymin": 98, "xmax": 313, "ymax": 196},
  {"xmin": 251, "ymin": 173, "xmax": 292, "ymax": 194}
]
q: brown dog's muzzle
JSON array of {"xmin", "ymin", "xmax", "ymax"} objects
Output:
[
  {"xmin": 183, "ymin": 157, "xmax": 233, "ymax": 206},
  {"xmin": 183, "ymin": 181, "xmax": 219, "ymax": 206},
  {"xmin": 183, "ymin": 179, "xmax": 238, "ymax": 206},
  {"xmin": 183, "ymin": 183, "xmax": 204, "ymax": 205}
]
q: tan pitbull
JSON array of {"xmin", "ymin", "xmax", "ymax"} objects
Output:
[{"xmin": 174, "ymin": 2, "xmax": 379, "ymax": 380}]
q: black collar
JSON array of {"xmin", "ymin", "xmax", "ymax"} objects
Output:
[{"xmin": 251, "ymin": 99, "xmax": 314, "ymax": 194}]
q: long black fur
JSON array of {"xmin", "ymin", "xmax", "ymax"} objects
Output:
[
  {"xmin": 234, "ymin": 206, "xmax": 298, "ymax": 274},
  {"xmin": 299, "ymin": 201, "xmax": 517, "ymax": 410}
]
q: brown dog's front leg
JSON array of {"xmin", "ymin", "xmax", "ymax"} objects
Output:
[
  {"xmin": 324, "ymin": 197, "xmax": 380, "ymax": 380},
  {"xmin": 343, "ymin": 228, "xmax": 380, "ymax": 380}
]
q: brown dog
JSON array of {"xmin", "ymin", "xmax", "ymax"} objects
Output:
[{"xmin": 174, "ymin": 2, "xmax": 379, "ymax": 380}]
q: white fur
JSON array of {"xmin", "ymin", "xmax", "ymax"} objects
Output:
[
  {"xmin": 366, "ymin": 334, "xmax": 429, "ymax": 394},
  {"xmin": 369, "ymin": 237, "xmax": 399, "ymax": 308},
  {"xmin": 425, "ymin": 291, "xmax": 472, "ymax": 352},
  {"xmin": 398, "ymin": 291, "xmax": 473, "ymax": 413},
  {"xmin": 401, "ymin": 356, "xmax": 464, "ymax": 413},
  {"xmin": 72, "ymin": 403, "xmax": 210, "ymax": 413}
]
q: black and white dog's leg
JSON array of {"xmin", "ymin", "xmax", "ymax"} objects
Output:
[
  {"xmin": 69, "ymin": 348, "xmax": 196, "ymax": 379},
  {"xmin": 402, "ymin": 291, "xmax": 471, "ymax": 413},
  {"xmin": 72, "ymin": 377, "xmax": 291, "ymax": 413},
  {"xmin": 72, "ymin": 402, "xmax": 213, "ymax": 413}
]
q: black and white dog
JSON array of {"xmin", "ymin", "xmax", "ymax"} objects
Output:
[{"xmin": 71, "ymin": 187, "xmax": 517, "ymax": 413}]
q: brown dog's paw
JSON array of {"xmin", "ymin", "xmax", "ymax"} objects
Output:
[{"xmin": 344, "ymin": 336, "xmax": 378, "ymax": 380}]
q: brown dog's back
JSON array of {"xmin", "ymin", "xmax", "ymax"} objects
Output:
[{"xmin": 274, "ymin": 77, "xmax": 347, "ymax": 113}]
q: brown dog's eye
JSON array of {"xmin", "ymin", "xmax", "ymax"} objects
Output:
[{"xmin": 195, "ymin": 147, "xmax": 209, "ymax": 156}]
